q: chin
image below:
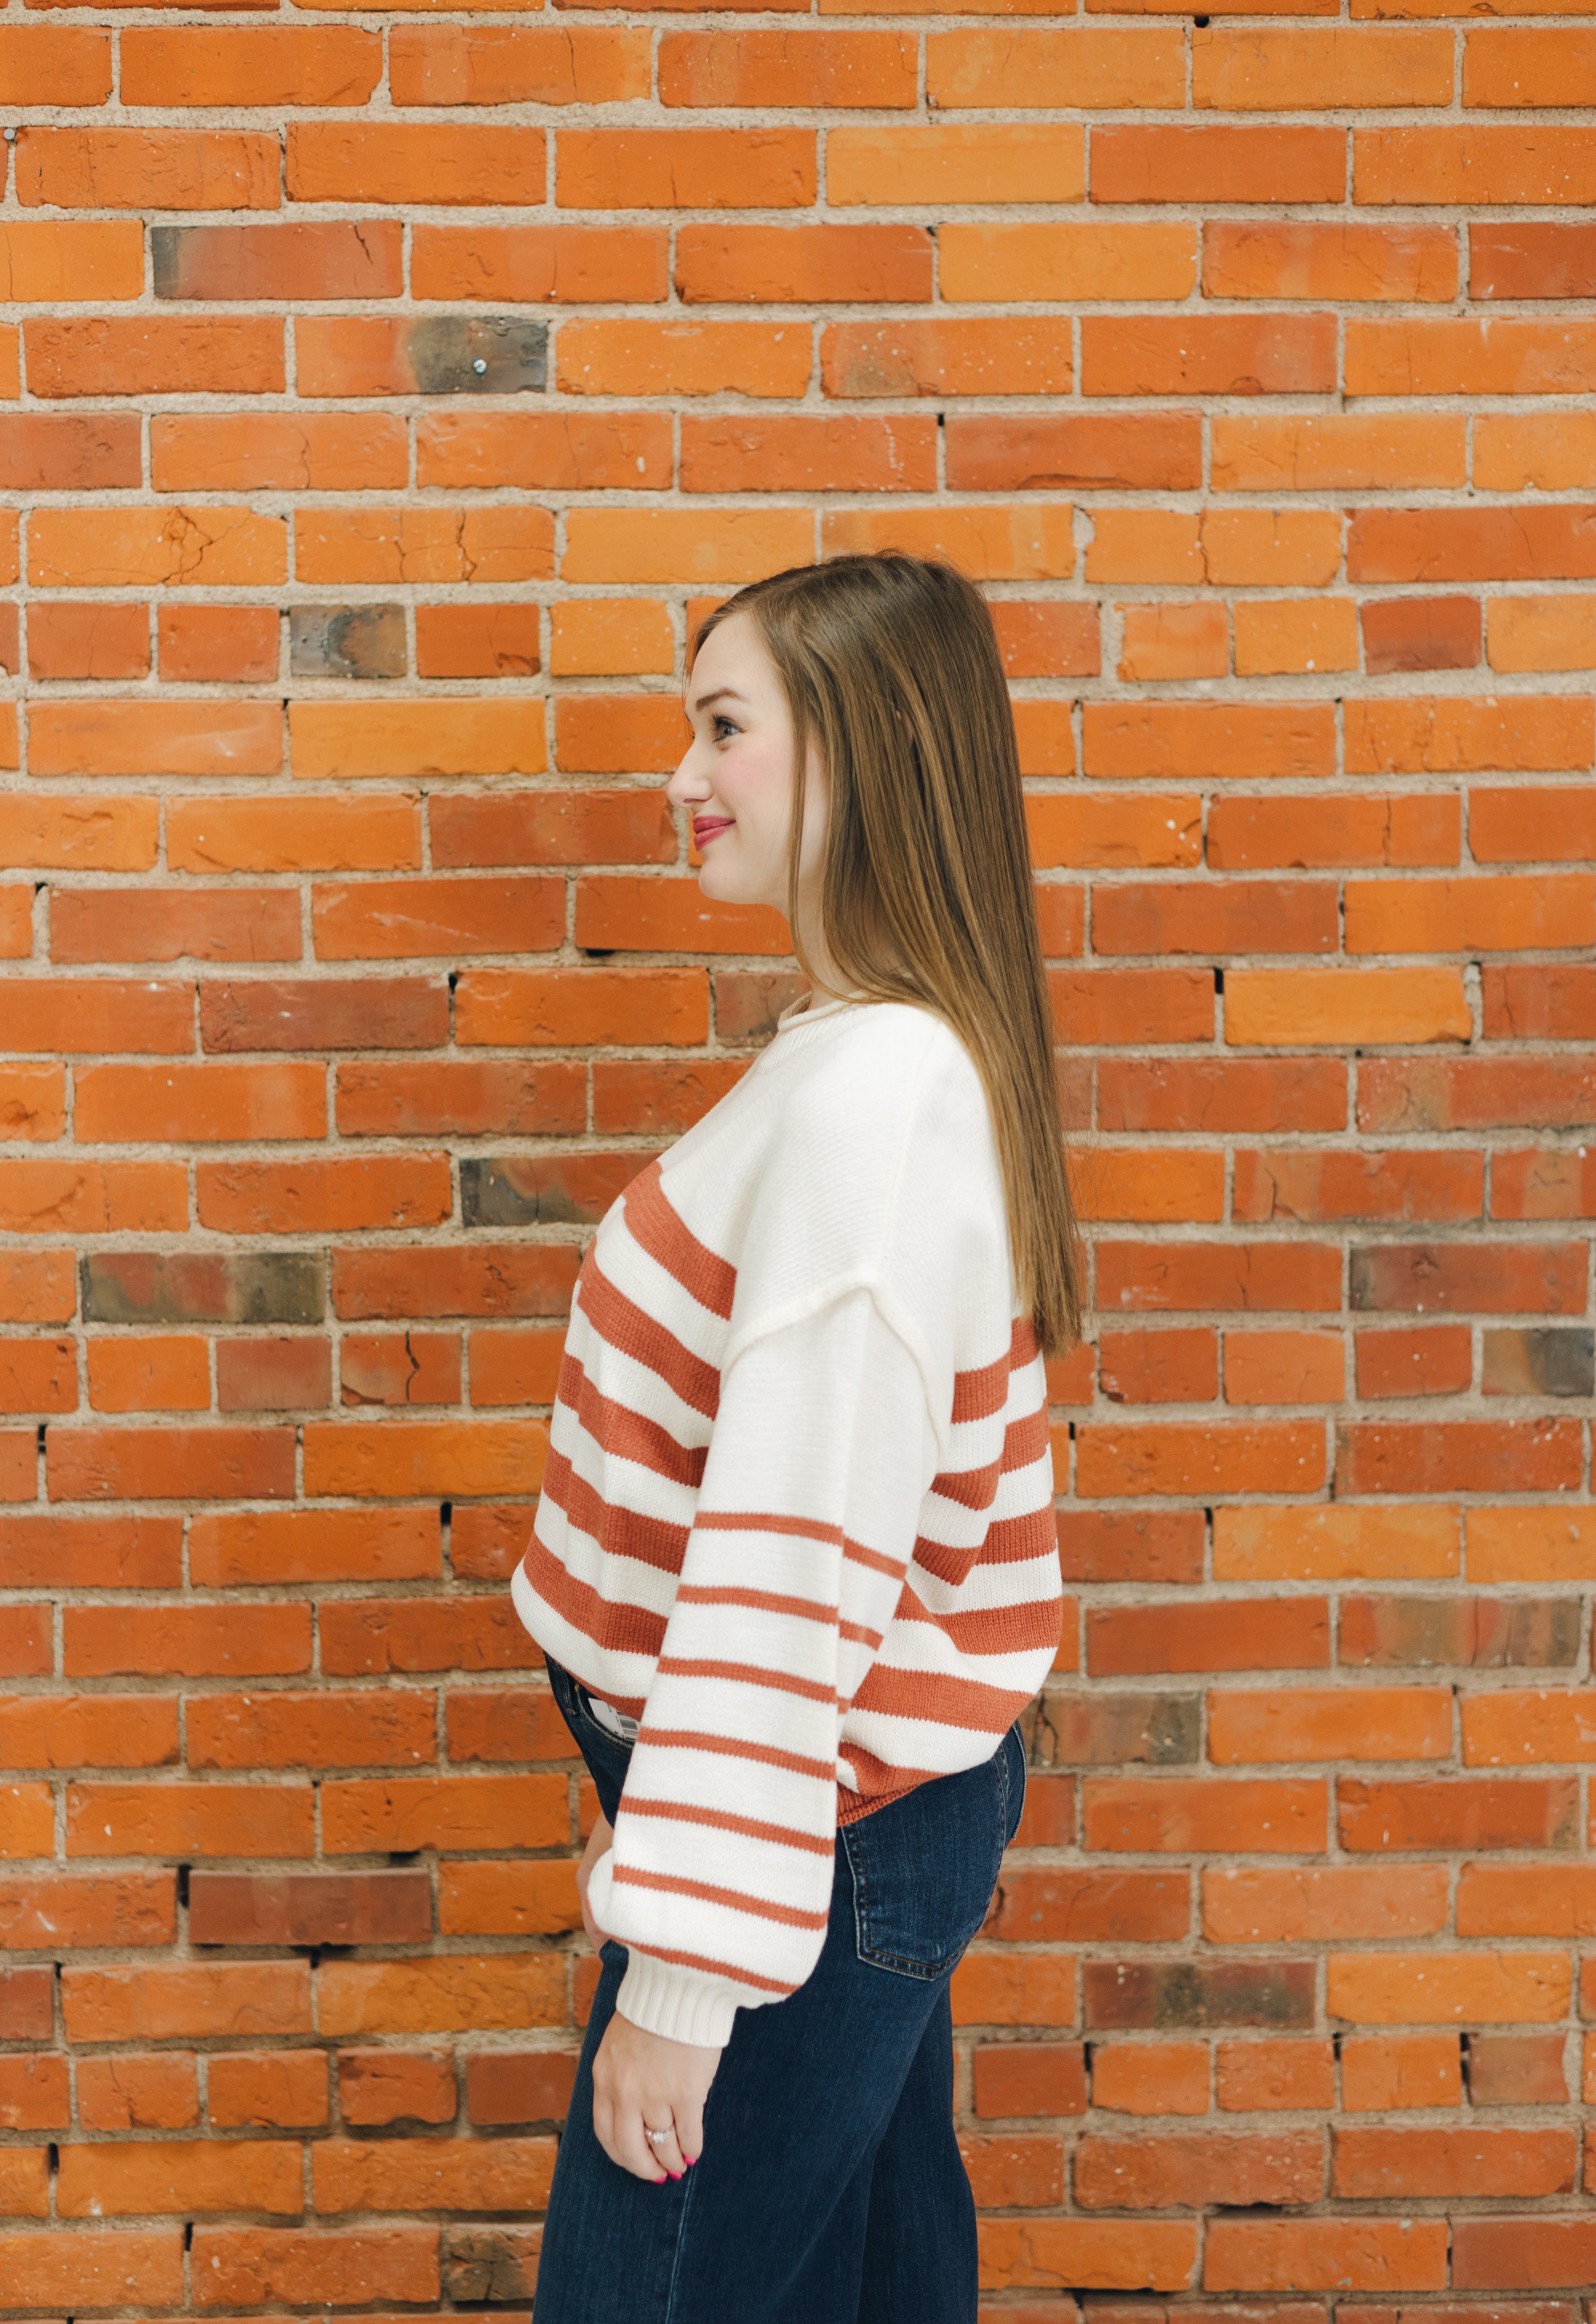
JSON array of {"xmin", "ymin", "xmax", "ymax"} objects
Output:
[{"xmin": 696, "ymin": 857, "xmax": 754, "ymax": 908}]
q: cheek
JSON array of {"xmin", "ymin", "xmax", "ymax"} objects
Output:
[{"xmin": 718, "ymin": 742, "xmax": 792, "ymax": 828}]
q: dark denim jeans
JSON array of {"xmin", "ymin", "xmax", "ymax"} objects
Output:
[{"xmin": 533, "ymin": 1654, "xmax": 1026, "ymax": 2324}]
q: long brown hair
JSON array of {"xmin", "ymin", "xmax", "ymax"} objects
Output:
[{"xmin": 693, "ymin": 552, "xmax": 1083, "ymax": 1356}]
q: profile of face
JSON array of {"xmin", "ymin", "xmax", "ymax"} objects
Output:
[{"xmin": 666, "ymin": 613, "xmax": 828, "ymax": 923}]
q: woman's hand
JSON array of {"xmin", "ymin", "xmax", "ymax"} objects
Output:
[
  {"xmin": 576, "ymin": 1808, "xmax": 723, "ymax": 2179},
  {"xmin": 575, "ymin": 1809, "xmax": 612, "ymax": 1954},
  {"xmin": 592, "ymin": 2009, "xmax": 721, "ymax": 2183}
]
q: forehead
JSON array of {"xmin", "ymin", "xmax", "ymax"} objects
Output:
[{"xmin": 688, "ymin": 612, "xmax": 777, "ymax": 702}]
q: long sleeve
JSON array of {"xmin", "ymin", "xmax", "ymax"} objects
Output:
[{"xmin": 585, "ymin": 1287, "xmax": 940, "ymax": 2047}]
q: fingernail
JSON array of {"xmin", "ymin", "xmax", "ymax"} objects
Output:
[
  {"xmin": 667, "ymin": 2169, "xmax": 683, "ymax": 2180},
  {"xmin": 684, "ymin": 2157, "xmax": 697, "ymax": 2168}
]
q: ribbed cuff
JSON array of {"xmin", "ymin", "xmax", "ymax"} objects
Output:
[{"xmin": 615, "ymin": 1952, "xmax": 741, "ymax": 2049}]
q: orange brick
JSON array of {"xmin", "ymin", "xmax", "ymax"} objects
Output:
[
  {"xmin": 1203, "ymin": 220, "xmax": 1457, "ymax": 301},
  {"xmin": 549, "ymin": 600, "xmax": 672, "ymax": 678},
  {"xmin": 167, "ymin": 796, "xmax": 421, "ymax": 875},
  {"xmin": 1216, "ymin": 2039, "xmax": 1335, "ymax": 2112},
  {"xmin": 415, "ymin": 225, "xmax": 667, "ymax": 306},
  {"xmin": 939, "ymin": 223, "xmax": 1193, "ymax": 304},
  {"xmin": 1092, "ymin": 127, "xmax": 1346, "ymax": 205},
  {"xmin": 1091, "ymin": 2041, "xmax": 1209, "ymax": 2116},
  {"xmin": 659, "ymin": 30, "xmax": 916, "ymax": 108},
  {"xmin": 159, "ymin": 606, "xmax": 278, "ymax": 684},
  {"xmin": 120, "ymin": 28, "xmax": 380, "ymax": 106},
  {"xmin": 558, "ymin": 129, "xmax": 814, "ymax": 210},
  {"xmin": 1474, "ymin": 413, "xmax": 1596, "ymax": 493},
  {"xmin": 29, "ymin": 700, "xmax": 280, "ymax": 780},
  {"xmin": 287, "ymin": 125, "xmax": 545, "ymax": 205},
  {"xmin": 291, "ymin": 702, "xmax": 545, "ymax": 782},
  {"xmin": 0, "ymin": 222, "xmax": 143, "ymax": 303},
  {"xmin": 1224, "ymin": 967, "xmax": 1471, "ymax": 1047},
  {"xmin": 413, "ymin": 605, "xmax": 541, "ymax": 680},
  {"xmin": 1083, "ymin": 701, "xmax": 1335, "ymax": 781},
  {"xmin": 88, "ymin": 1338, "xmax": 209, "ymax": 1415},
  {"xmin": 1348, "ymin": 319, "xmax": 1596, "ymax": 398},
  {"xmin": 78, "ymin": 2054, "xmax": 198, "ymax": 2133},
  {"xmin": 928, "ymin": 28, "xmax": 1183, "ymax": 108},
  {"xmin": 389, "ymin": 25, "xmax": 649, "ymax": 105},
  {"xmin": 0, "ymin": 29, "xmax": 106, "ymax": 110},
  {"xmin": 1213, "ymin": 414, "xmax": 1466, "ymax": 493},
  {"xmin": 17, "ymin": 128, "xmax": 280, "ymax": 212},
  {"xmin": 565, "ymin": 508, "xmax": 813, "ymax": 587},
  {"xmin": 1342, "ymin": 2032, "xmax": 1462, "ymax": 2110},
  {"xmin": 151, "ymin": 414, "xmax": 407, "ymax": 493},
  {"xmin": 1488, "ymin": 595, "xmax": 1596, "ymax": 673},
  {"xmin": 823, "ymin": 317, "xmax": 1074, "ymax": 398},
  {"xmin": 682, "ymin": 414, "xmax": 936, "ymax": 495},
  {"xmin": 1357, "ymin": 126, "xmax": 1596, "ymax": 208},
  {"xmin": 28, "ymin": 506, "xmax": 285, "ymax": 590},
  {"xmin": 558, "ymin": 320, "xmax": 810, "ymax": 398},
  {"xmin": 1223, "ymin": 1331, "xmax": 1344, "ymax": 1406},
  {"xmin": 1195, "ymin": 27, "xmax": 1453, "ymax": 107},
  {"xmin": 1465, "ymin": 25, "xmax": 1596, "ymax": 104},
  {"xmin": 830, "ymin": 125, "xmax": 1083, "ymax": 206},
  {"xmin": 1344, "ymin": 874, "xmax": 1594, "ymax": 955},
  {"xmin": 1118, "ymin": 603, "xmax": 1228, "ymax": 683},
  {"xmin": 1233, "ymin": 597, "xmax": 1357, "ymax": 676},
  {"xmin": 209, "ymin": 2051, "xmax": 329, "ymax": 2130},
  {"xmin": 677, "ymin": 224, "xmax": 932, "ymax": 306}
]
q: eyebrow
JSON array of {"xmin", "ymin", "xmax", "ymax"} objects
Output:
[{"xmin": 690, "ymin": 685, "xmax": 747, "ymax": 714}]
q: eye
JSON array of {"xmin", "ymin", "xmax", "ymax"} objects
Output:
[{"xmin": 712, "ymin": 714, "xmax": 739, "ymax": 742}]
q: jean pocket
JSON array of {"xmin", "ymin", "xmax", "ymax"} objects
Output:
[{"xmin": 842, "ymin": 1733, "xmax": 1017, "ymax": 1982}]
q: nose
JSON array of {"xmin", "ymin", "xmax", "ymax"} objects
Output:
[{"xmin": 665, "ymin": 735, "xmax": 710, "ymax": 805}]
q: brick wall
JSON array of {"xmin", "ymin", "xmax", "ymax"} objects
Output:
[{"xmin": 0, "ymin": 0, "xmax": 1593, "ymax": 2312}]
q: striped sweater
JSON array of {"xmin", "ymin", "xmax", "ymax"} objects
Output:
[{"xmin": 511, "ymin": 993, "xmax": 1061, "ymax": 2047}]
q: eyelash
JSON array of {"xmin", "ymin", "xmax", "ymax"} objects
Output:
[{"xmin": 711, "ymin": 715, "xmax": 738, "ymax": 741}]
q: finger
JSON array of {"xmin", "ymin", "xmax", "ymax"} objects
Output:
[
  {"xmin": 591, "ymin": 2091, "xmax": 622, "ymax": 2175},
  {"xmin": 641, "ymin": 2118, "xmax": 686, "ymax": 2177},
  {"xmin": 619, "ymin": 2111, "xmax": 670, "ymax": 2183},
  {"xmin": 673, "ymin": 2095, "xmax": 705, "ymax": 2166}
]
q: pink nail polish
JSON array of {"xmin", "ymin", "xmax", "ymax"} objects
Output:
[{"xmin": 668, "ymin": 2169, "xmax": 683, "ymax": 2180}]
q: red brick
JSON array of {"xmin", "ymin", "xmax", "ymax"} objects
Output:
[
  {"xmin": 1089, "ymin": 1600, "xmax": 1329, "ymax": 1676},
  {"xmin": 1056, "ymin": 1510, "xmax": 1205, "ymax": 1586},
  {"xmin": 1336, "ymin": 1419, "xmax": 1582, "ymax": 1497},
  {"xmin": 18, "ymin": 129, "xmax": 280, "ymax": 212},
  {"xmin": 209, "ymin": 2049, "xmax": 329, "ymax": 2130},
  {"xmin": 1077, "ymin": 2129, "xmax": 1323, "ymax": 2209},
  {"xmin": 1083, "ymin": 1778, "xmax": 1327, "ymax": 1854},
  {"xmin": 1205, "ymin": 2218, "xmax": 1447, "ymax": 2293},
  {"xmin": 339, "ymin": 2048, "xmax": 456, "ymax": 2126},
  {"xmin": 0, "ymin": 2054, "xmax": 71, "ymax": 2130},
  {"xmin": 1452, "ymin": 2218, "xmax": 1596, "ymax": 2292},
  {"xmin": 1091, "ymin": 2041, "xmax": 1209, "ymax": 2116},
  {"xmin": 1339, "ymin": 1777, "xmax": 1579, "ymax": 1853},
  {"xmin": 972, "ymin": 2042, "xmax": 1088, "ymax": 2119},
  {"xmin": 1215, "ymin": 2040, "xmax": 1335, "ymax": 2112},
  {"xmin": 1335, "ymin": 2125, "xmax": 1576, "ymax": 2199},
  {"xmin": 1235, "ymin": 1150, "xmax": 1481, "ymax": 1225},
  {"xmin": 1466, "ymin": 2032, "xmax": 1568, "ymax": 2106},
  {"xmin": 77, "ymin": 2054, "xmax": 199, "ymax": 2133},
  {"xmin": 1356, "ymin": 1326, "xmax": 1473, "ymax": 1401},
  {"xmin": 0, "ymin": 2232, "xmax": 183, "ymax": 2309},
  {"xmin": 676, "ymin": 224, "xmax": 933, "ymax": 305},
  {"xmin": 189, "ymin": 2226, "xmax": 439, "ymax": 2308}
]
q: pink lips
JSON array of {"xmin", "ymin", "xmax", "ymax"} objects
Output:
[{"xmin": 693, "ymin": 817, "xmax": 734, "ymax": 847}]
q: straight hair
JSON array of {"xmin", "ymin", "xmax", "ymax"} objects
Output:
[{"xmin": 693, "ymin": 551, "xmax": 1084, "ymax": 1357}]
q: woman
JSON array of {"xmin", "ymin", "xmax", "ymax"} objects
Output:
[{"xmin": 514, "ymin": 552, "xmax": 1083, "ymax": 2323}]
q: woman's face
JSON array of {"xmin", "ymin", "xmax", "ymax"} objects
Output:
[{"xmin": 667, "ymin": 613, "xmax": 827, "ymax": 919}]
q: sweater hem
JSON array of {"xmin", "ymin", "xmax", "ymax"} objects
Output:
[{"xmin": 614, "ymin": 1951, "xmax": 743, "ymax": 2048}]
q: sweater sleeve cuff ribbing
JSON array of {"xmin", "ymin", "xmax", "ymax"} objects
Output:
[{"xmin": 614, "ymin": 1952, "xmax": 742, "ymax": 2050}]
